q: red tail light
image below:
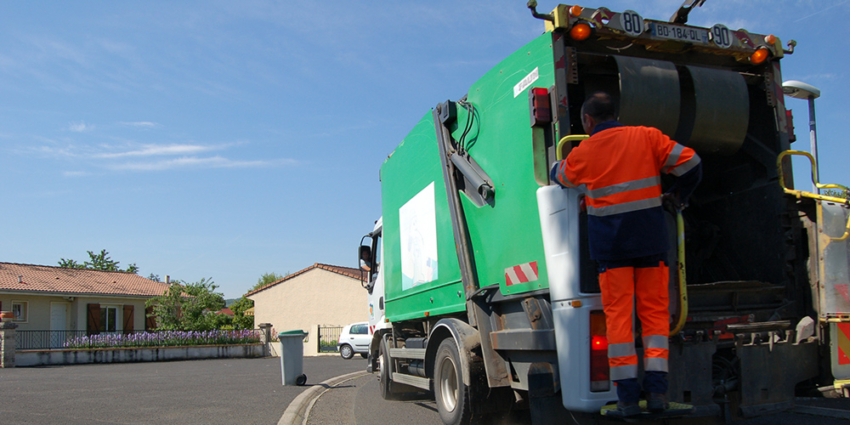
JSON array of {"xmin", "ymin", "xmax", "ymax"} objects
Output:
[
  {"xmin": 529, "ymin": 87, "xmax": 551, "ymax": 126},
  {"xmin": 590, "ymin": 311, "xmax": 610, "ymax": 391},
  {"xmin": 592, "ymin": 335, "xmax": 608, "ymax": 351}
]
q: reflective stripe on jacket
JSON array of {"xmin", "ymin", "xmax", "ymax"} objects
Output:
[{"xmin": 550, "ymin": 121, "xmax": 701, "ymax": 260}]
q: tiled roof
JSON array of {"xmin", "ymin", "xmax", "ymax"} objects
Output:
[
  {"xmin": 245, "ymin": 263, "xmax": 362, "ymax": 297},
  {"xmin": 216, "ymin": 307, "xmax": 235, "ymax": 316},
  {"xmin": 0, "ymin": 262, "xmax": 170, "ymax": 297}
]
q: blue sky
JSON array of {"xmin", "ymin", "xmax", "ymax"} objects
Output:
[{"xmin": 1, "ymin": 1, "xmax": 848, "ymax": 299}]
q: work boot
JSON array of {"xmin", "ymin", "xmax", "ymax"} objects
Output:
[
  {"xmin": 616, "ymin": 401, "xmax": 641, "ymax": 417},
  {"xmin": 647, "ymin": 393, "xmax": 669, "ymax": 413}
]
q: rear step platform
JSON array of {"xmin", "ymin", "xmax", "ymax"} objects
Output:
[{"xmin": 601, "ymin": 401, "xmax": 694, "ymax": 421}]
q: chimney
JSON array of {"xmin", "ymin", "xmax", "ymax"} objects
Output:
[
  {"xmin": 166, "ymin": 275, "xmax": 171, "ymax": 285},
  {"xmin": 18, "ymin": 275, "xmax": 23, "ymax": 283}
]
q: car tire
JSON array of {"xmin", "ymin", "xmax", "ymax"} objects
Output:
[
  {"xmin": 340, "ymin": 344, "xmax": 354, "ymax": 360},
  {"xmin": 360, "ymin": 352, "xmax": 368, "ymax": 359},
  {"xmin": 434, "ymin": 338, "xmax": 472, "ymax": 425}
]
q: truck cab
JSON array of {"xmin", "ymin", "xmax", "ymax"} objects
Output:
[{"xmin": 359, "ymin": 218, "xmax": 391, "ymax": 362}]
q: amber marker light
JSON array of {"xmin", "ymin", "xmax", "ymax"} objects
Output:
[
  {"xmin": 750, "ymin": 47, "xmax": 770, "ymax": 64},
  {"xmin": 570, "ymin": 5, "xmax": 583, "ymax": 17},
  {"xmin": 570, "ymin": 22, "xmax": 592, "ymax": 41},
  {"xmin": 765, "ymin": 34, "xmax": 777, "ymax": 45}
]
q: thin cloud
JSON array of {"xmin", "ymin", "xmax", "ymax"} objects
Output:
[
  {"xmin": 109, "ymin": 155, "xmax": 296, "ymax": 171},
  {"xmin": 69, "ymin": 122, "xmax": 94, "ymax": 132},
  {"xmin": 118, "ymin": 121, "xmax": 159, "ymax": 128},
  {"xmin": 34, "ymin": 145, "xmax": 75, "ymax": 157},
  {"xmin": 795, "ymin": 0, "xmax": 850, "ymax": 22},
  {"xmin": 27, "ymin": 140, "xmax": 295, "ymax": 172},
  {"xmin": 94, "ymin": 144, "xmax": 217, "ymax": 158}
]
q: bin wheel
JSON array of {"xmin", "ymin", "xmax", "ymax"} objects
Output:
[{"xmin": 296, "ymin": 374, "xmax": 307, "ymax": 386}]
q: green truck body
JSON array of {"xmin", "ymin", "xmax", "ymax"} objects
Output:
[{"xmin": 381, "ymin": 33, "xmax": 556, "ymax": 322}]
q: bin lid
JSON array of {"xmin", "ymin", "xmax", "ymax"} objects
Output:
[{"xmin": 278, "ymin": 330, "xmax": 307, "ymax": 336}]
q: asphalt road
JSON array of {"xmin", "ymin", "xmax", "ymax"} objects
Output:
[
  {"xmin": 307, "ymin": 371, "xmax": 850, "ymax": 425},
  {"xmin": 4, "ymin": 356, "xmax": 849, "ymax": 425},
  {"xmin": 0, "ymin": 356, "xmax": 364, "ymax": 424}
]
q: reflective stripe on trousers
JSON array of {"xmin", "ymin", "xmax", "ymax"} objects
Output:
[{"xmin": 599, "ymin": 261, "xmax": 670, "ymax": 378}]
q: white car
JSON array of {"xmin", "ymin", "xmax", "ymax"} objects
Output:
[{"xmin": 337, "ymin": 322, "xmax": 371, "ymax": 359}]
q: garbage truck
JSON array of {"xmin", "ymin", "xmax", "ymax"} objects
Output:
[{"xmin": 358, "ymin": 2, "xmax": 850, "ymax": 423}]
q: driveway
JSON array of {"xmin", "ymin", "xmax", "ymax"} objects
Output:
[{"xmin": 0, "ymin": 356, "xmax": 366, "ymax": 424}]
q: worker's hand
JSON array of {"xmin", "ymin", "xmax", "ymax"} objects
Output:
[{"xmin": 662, "ymin": 192, "xmax": 686, "ymax": 211}]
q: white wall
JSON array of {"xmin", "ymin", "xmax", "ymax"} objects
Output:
[{"xmin": 248, "ymin": 268, "xmax": 368, "ymax": 356}]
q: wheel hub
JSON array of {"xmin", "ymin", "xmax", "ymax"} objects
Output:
[{"xmin": 439, "ymin": 356, "xmax": 458, "ymax": 412}]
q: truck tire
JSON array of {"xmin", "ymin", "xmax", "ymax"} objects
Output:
[
  {"xmin": 379, "ymin": 336, "xmax": 400, "ymax": 400},
  {"xmin": 434, "ymin": 338, "xmax": 472, "ymax": 425},
  {"xmin": 340, "ymin": 344, "xmax": 354, "ymax": 359}
]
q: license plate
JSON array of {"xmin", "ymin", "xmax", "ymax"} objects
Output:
[{"xmin": 650, "ymin": 22, "xmax": 709, "ymax": 44}]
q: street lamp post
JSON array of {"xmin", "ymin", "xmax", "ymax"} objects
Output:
[{"xmin": 782, "ymin": 80, "xmax": 822, "ymax": 194}]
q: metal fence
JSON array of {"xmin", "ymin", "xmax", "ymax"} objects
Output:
[
  {"xmin": 16, "ymin": 329, "xmax": 264, "ymax": 351},
  {"xmin": 16, "ymin": 330, "xmax": 88, "ymax": 350},
  {"xmin": 317, "ymin": 325, "xmax": 343, "ymax": 353}
]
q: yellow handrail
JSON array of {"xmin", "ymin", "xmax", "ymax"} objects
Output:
[
  {"xmin": 556, "ymin": 135, "xmax": 589, "ymax": 160},
  {"xmin": 777, "ymin": 150, "xmax": 850, "ymax": 201},
  {"xmin": 777, "ymin": 150, "xmax": 850, "ymax": 241},
  {"xmin": 670, "ymin": 210, "xmax": 688, "ymax": 337}
]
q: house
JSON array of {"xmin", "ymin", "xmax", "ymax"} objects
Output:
[
  {"xmin": 215, "ymin": 307, "xmax": 234, "ymax": 316},
  {"xmin": 0, "ymin": 262, "xmax": 171, "ymax": 336},
  {"xmin": 246, "ymin": 263, "xmax": 368, "ymax": 356}
]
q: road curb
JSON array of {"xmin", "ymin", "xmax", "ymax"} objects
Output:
[{"xmin": 278, "ymin": 370, "xmax": 370, "ymax": 425}]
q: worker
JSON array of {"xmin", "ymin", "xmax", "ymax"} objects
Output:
[
  {"xmin": 550, "ymin": 92, "xmax": 702, "ymax": 416},
  {"xmin": 359, "ymin": 246, "xmax": 372, "ymax": 272}
]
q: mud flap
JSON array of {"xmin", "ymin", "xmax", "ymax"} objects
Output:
[
  {"xmin": 528, "ymin": 362, "xmax": 571, "ymax": 425},
  {"xmin": 736, "ymin": 338, "xmax": 818, "ymax": 417}
]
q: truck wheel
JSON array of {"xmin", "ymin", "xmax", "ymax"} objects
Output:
[
  {"xmin": 434, "ymin": 338, "xmax": 472, "ymax": 425},
  {"xmin": 379, "ymin": 336, "xmax": 400, "ymax": 400},
  {"xmin": 340, "ymin": 344, "xmax": 354, "ymax": 360}
]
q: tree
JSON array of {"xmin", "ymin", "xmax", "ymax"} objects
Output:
[
  {"xmin": 145, "ymin": 277, "xmax": 226, "ymax": 331},
  {"xmin": 230, "ymin": 297, "xmax": 254, "ymax": 330},
  {"xmin": 57, "ymin": 258, "xmax": 84, "ymax": 269},
  {"xmin": 147, "ymin": 273, "xmax": 161, "ymax": 282},
  {"xmin": 252, "ymin": 272, "xmax": 289, "ymax": 291},
  {"xmin": 58, "ymin": 249, "xmax": 139, "ymax": 274},
  {"xmin": 823, "ymin": 189, "xmax": 848, "ymax": 199}
]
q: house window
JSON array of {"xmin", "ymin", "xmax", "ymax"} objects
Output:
[
  {"xmin": 12, "ymin": 301, "xmax": 28, "ymax": 322},
  {"xmin": 101, "ymin": 306, "xmax": 119, "ymax": 333}
]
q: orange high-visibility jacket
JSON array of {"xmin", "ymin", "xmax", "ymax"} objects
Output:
[{"xmin": 551, "ymin": 121, "xmax": 701, "ymax": 261}]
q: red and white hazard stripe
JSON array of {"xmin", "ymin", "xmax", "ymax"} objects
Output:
[{"xmin": 505, "ymin": 261, "xmax": 539, "ymax": 286}]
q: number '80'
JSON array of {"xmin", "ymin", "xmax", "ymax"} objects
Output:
[{"xmin": 621, "ymin": 11, "xmax": 643, "ymax": 36}]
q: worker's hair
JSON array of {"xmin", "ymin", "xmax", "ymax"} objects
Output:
[
  {"xmin": 581, "ymin": 92, "xmax": 617, "ymax": 122},
  {"xmin": 359, "ymin": 245, "xmax": 371, "ymax": 257}
]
